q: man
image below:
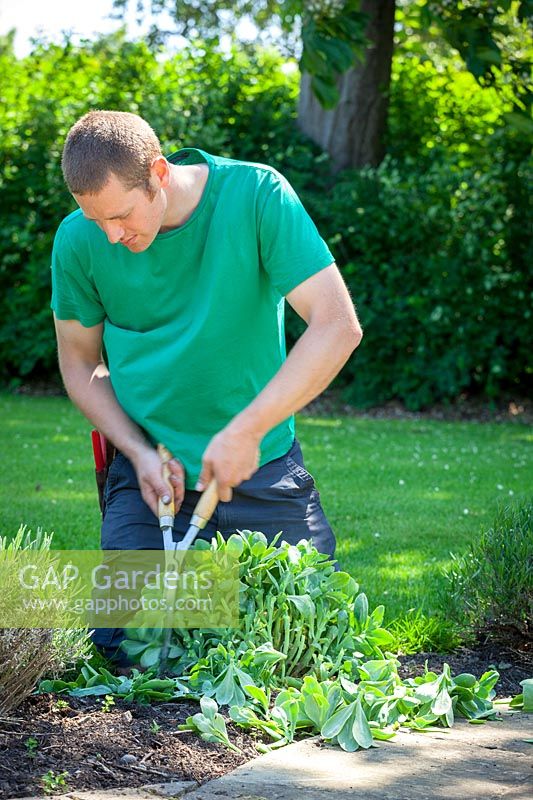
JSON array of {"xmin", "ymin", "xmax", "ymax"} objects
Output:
[{"xmin": 51, "ymin": 110, "xmax": 362, "ymax": 659}]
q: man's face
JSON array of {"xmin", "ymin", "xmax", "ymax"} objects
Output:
[{"xmin": 74, "ymin": 170, "xmax": 167, "ymax": 253}]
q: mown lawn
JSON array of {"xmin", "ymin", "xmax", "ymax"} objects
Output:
[
  {"xmin": 1, "ymin": 392, "xmax": 531, "ymax": 622},
  {"xmin": 299, "ymin": 413, "xmax": 531, "ymax": 620}
]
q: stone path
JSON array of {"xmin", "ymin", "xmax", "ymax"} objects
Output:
[
  {"xmin": 19, "ymin": 709, "xmax": 532, "ymax": 800},
  {"xmin": 184, "ymin": 708, "xmax": 532, "ymax": 800}
]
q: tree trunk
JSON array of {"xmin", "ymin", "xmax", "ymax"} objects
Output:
[{"xmin": 297, "ymin": 0, "xmax": 396, "ymax": 172}]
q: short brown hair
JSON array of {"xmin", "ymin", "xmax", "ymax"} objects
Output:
[{"xmin": 61, "ymin": 110, "xmax": 162, "ymax": 196}]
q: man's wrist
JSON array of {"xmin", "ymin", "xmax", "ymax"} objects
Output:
[
  {"xmin": 121, "ymin": 437, "xmax": 153, "ymax": 466},
  {"xmin": 226, "ymin": 406, "xmax": 269, "ymax": 443}
]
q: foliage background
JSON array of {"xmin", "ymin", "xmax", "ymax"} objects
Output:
[{"xmin": 0, "ymin": 17, "xmax": 531, "ymax": 409}]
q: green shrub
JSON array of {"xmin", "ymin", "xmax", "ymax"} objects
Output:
[
  {"xmin": 0, "ymin": 526, "xmax": 92, "ymax": 713},
  {"xmin": 0, "ymin": 33, "xmax": 300, "ymax": 385},
  {"xmin": 1, "ymin": 33, "xmax": 530, "ymax": 409},
  {"xmin": 442, "ymin": 497, "xmax": 533, "ymax": 639},
  {"xmin": 387, "ymin": 50, "xmax": 511, "ymax": 168},
  {"xmin": 295, "ymin": 45, "xmax": 532, "ymax": 409},
  {"xmin": 310, "ymin": 151, "xmax": 532, "ymax": 409}
]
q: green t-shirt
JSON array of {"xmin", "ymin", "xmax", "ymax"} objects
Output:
[{"xmin": 51, "ymin": 148, "xmax": 334, "ymax": 489}]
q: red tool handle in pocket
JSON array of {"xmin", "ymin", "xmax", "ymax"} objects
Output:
[{"xmin": 91, "ymin": 429, "xmax": 106, "ymax": 472}]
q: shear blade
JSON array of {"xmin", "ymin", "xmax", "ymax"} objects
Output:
[{"xmin": 162, "ymin": 526, "xmax": 177, "ymax": 551}]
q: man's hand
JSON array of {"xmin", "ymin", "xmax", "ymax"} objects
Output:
[
  {"xmin": 196, "ymin": 425, "xmax": 261, "ymax": 502},
  {"xmin": 130, "ymin": 444, "xmax": 186, "ymax": 517}
]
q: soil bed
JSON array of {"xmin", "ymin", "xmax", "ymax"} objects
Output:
[
  {"xmin": 302, "ymin": 390, "xmax": 533, "ymax": 425},
  {"xmin": 0, "ymin": 695, "xmax": 258, "ymax": 799},
  {"xmin": 11, "ymin": 382, "xmax": 533, "ymax": 425},
  {"xmin": 1, "ymin": 638, "xmax": 531, "ymax": 800},
  {"xmin": 398, "ymin": 636, "xmax": 532, "ymax": 696}
]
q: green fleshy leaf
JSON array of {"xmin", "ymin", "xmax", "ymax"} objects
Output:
[
  {"xmin": 453, "ymin": 673, "xmax": 477, "ymax": 688},
  {"xmin": 287, "ymin": 594, "xmax": 316, "ymax": 619},
  {"xmin": 195, "ymin": 697, "xmax": 218, "ymax": 721},
  {"xmin": 354, "ymin": 593, "xmax": 369, "ymax": 626},
  {"xmin": 70, "ymin": 685, "xmax": 113, "ymax": 697},
  {"xmin": 336, "ymin": 712, "xmax": 359, "ymax": 752},
  {"xmin": 244, "ymin": 684, "xmax": 269, "ymax": 712},
  {"xmin": 352, "ymin": 699, "xmax": 373, "ymax": 749},
  {"xmin": 520, "ymin": 679, "xmax": 533, "ymax": 712},
  {"xmin": 432, "ymin": 688, "xmax": 453, "ymax": 716},
  {"xmin": 140, "ymin": 646, "xmax": 162, "ymax": 669},
  {"xmin": 321, "ymin": 702, "xmax": 354, "ymax": 740}
]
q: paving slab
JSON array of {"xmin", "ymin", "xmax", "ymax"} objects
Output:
[
  {"xmin": 16, "ymin": 780, "xmax": 196, "ymax": 800},
  {"xmin": 64, "ymin": 782, "xmax": 196, "ymax": 799},
  {"xmin": 184, "ymin": 710, "xmax": 533, "ymax": 800}
]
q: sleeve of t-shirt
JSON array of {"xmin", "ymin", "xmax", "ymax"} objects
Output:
[
  {"xmin": 50, "ymin": 223, "xmax": 106, "ymax": 327},
  {"xmin": 257, "ymin": 168, "xmax": 335, "ymax": 297}
]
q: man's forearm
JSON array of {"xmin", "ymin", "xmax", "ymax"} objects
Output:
[
  {"xmin": 60, "ymin": 360, "xmax": 151, "ymax": 463},
  {"xmin": 230, "ymin": 319, "xmax": 361, "ymax": 441}
]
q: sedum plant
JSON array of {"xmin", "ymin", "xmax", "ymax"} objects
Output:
[{"xmin": 41, "ymin": 532, "xmax": 503, "ymax": 753}]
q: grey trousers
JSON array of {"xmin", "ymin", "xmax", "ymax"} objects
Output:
[{"xmin": 92, "ymin": 437, "xmax": 336, "ymax": 662}]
